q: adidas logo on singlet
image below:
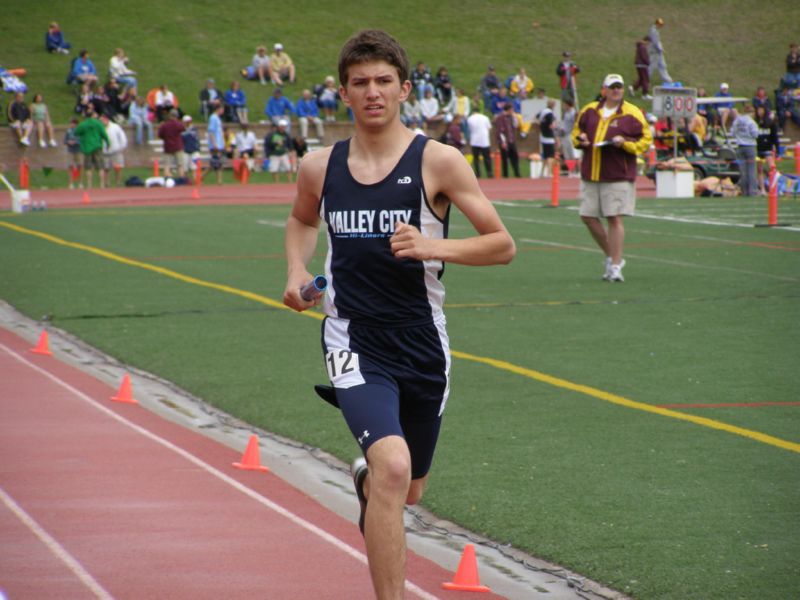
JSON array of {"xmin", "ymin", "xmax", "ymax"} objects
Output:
[{"xmin": 397, "ymin": 176, "xmax": 412, "ymax": 184}]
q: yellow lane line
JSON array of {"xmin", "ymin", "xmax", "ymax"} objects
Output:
[
  {"xmin": 3, "ymin": 221, "xmax": 796, "ymax": 453},
  {"xmin": 451, "ymin": 350, "xmax": 800, "ymax": 454}
]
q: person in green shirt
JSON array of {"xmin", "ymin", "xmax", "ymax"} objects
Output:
[{"xmin": 74, "ymin": 111, "xmax": 110, "ymax": 189}]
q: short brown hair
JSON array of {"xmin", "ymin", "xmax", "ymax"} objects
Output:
[{"xmin": 337, "ymin": 29, "xmax": 409, "ymax": 86}]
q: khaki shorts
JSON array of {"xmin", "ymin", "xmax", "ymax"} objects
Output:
[
  {"xmin": 164, "ymin": 151, "xmax": 186, "ymax": 171},
  {"xmin": 579, "ymin": 180, "xmax": 636, "ymax": 218},
  {"xmin": 103, "ymin": 152, "xmax": 125, "ymax": 169},
  {"xmin": 268, "ymin": 154, "xmax": 291, "ymax": 173}
]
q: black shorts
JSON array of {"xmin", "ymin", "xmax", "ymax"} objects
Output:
[
  {"xmin": 321, "ymin": 316, "xmax": 451, "ymax": 479},
  {"xmin": 541, "ymin": 142, "xmax": 555, "ymax": 159}
]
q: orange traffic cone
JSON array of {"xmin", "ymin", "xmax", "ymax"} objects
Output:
[
  {"xmin": 232, "ymin": 434, "xmax": 269, "ymax": 472},
  {"xmin": 20, "ymin": 158, "xmax": 30, "ymax": 189},
  {"xmin": 111, "ymin": 374, "xmax": 138, "ymax": 404},
  {"xmin": 442, "ymin": 544, "xmax": 491, "ymax": 592},
  {"xmin": 153, "ymin": 158, "xmax": 160, "ymax": 177},
  {"xmin": 191, "ymin": 187, "xmax": 200, "ymax": 200},
  {"xmin": 30, "ymin": 330, "xmax": 53, "ymax": 356},
  {"xmin": 81, "ymin": 191, "xmax": 90, "ymax": 204}
]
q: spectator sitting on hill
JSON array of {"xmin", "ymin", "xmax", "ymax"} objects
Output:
[
  {"xmin": 109, "ymin": 48, "xmax": 137, "ymax": 90},
  {"xmin": 8, "ymin": 92, "xmax": 34, "ymax": 146},
  {"xmin": 105, "ymin": 79, "xmax": 129, "ymax": 122},
  {"xmin": 70, "ymin": 50, "xmax": 99, "ymax": 88},
  {"xmin": 510, "ymin": 67, "xmax": 534, "ymax": 99},
  {"xmin": 434, "ymin": 66, "xmax": 453, "ymax": 106},
  {"xmin": 224, "ymin": 80, "xmax": 248, "ymax": 123},
  {"xmin": 199, "ymin": 78, "xmax": 221, "ymax": 121},
  {"xmin": 489, "ymin": 86, "xmax": 512, "ymax": 115},
  {"xmin": 785, "ymin": 43, "xmax": 800, "ymax": 88},
  {"xmin": 411, "ymin": 61, "xmax": 432, "ymax": 101},
  {"xmin": 30, "ymin": 93, "xmax": 58, "ymax": 147},
  {"xmin": 712, "ymin": 83, "xmax": 734, "ymax": 133},
  {"xmin": 242, "ymin": 46, "xmax": 274, "ymax": 85},
  {"xmin": 752, "ymin": 86, "xmax": 772, "ymax": 114},
  {"xmin": 401, "ymin": 92, "xmax": 424, "ymax": 129},
  {"xmin": 317, "ymin": 75, "xmax": 339, "ymax": 122},
  {"xmin": 270, "ymin": 43, "xmax": 295, "ymax": 85},
  {"xmin": 75, "ymin": 82, "xmax": 94, "ymax": 117},
  {"xmin": 128, "ymin": 94, "xmax": 153, "ymax": 145},
  {"xmin": 45, "ymin": 22, "xmax": 71, "ymax": 54},
  {"xmin": 90, "ymin": 85, "xmax": 111, "ymax": 119},
  {"xmin": 776, "ymin": 85, "xmax": 800, "ymax": 131},
  {"xmin": 265, "ymin": 87, "xmax": 294, "ymax": 132},
  {"xmin": 154, "ymin": 84, "xmax": 179, "ymax": 122},
  {"xmin": 295, "ymin": 88, "xmax": 324, "ymax": 140},
  {"xmin": 419, "ymin": 86, "xmax": 444, "ymax": 130},
  {"xmin": 479, "ymin": 64, "xmax": 501, "ymax": 107}
]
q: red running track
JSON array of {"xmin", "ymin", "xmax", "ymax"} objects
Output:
[
  {"xmin": 0, "ymin": 176, "xmax": 657, "ymax": 210},
  {"xmin": 0, "ymin": 327, "xmax": 505, "ymax": 599}
]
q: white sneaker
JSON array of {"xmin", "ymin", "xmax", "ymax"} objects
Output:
[
  {"xmin": 39, "ymin": 139, "xmax": 47, "ymax": 148},
  {"xmin": 643, "ymin": 94, "xmax": 653, "ymax": 100},
  {"xmin": 609, "ymin": 259, "xmax": 626, "ymax": 282},
  {"xmin": 628, "ymin": 85, "xmax": 635, "ymax": 96},
  {"xmin": 20, "ymin": 137, "xmax": 30, "ymax": 146},
  {"xmin": 50, "ymin": 139, "xmax": 58, "ymax": 147},
  {"xmin": 602, "ymin": 256, "xmax": 612, "ymax": 281}
]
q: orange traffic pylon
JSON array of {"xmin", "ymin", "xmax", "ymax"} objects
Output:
[
  {"xmin": 232, "ymin": 434, "xmax": 269, "ymax": 472},
  {"xmin": 111, "ymin": 374, "xmax": 138, "ymax": 404},
  {"xmin": 19, "ymin": 158, "xmax": 30, "ymax": 189},
  {"xmin": 81, "ymin": 191, "xmax": 90, "ymax": 204},
  {"xmin": 30, "ymin": 330, "xmax": 53, "ymax": 356},
  {"xmin": 153, "ymin": 158, "xmax": 160, "ymax": 177},
  {"xmin": 442, "ymin": 544, "xmax": 491, "ymax": 592},
  {"xmin": 191, "ymin": 187, "xmax": 200, "ymax": 200}
]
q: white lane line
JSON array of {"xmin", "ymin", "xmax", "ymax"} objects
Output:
[
  {"xmin": 0, "ymin": 345, "xmax": 441, "ymax": 600},
  {"xmin": 0, "ymin": 486, "xmax": 114, "ymax": 600},
  {"xmin": 518, "ymin": 238, "xmax": 799, "ymax": 282}
]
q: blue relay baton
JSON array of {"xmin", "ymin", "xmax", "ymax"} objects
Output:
[{"xmin": 300, "ymin": 275, "xmax": 327, "ymax": 301}]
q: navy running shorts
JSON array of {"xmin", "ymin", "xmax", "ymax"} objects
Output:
[{"xmin": 321, "ymin": 316, "xmax": 451, "ymax": 479}]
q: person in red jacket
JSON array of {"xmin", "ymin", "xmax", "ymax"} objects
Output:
[
  {"xmin": 630, "ymin": 37, "xmax": 652, "ymax": 99},
  {"xmin": 157, "ymin": 109, "xmax": 186, "ymax": 179},
  {"xmin": 572, "ymin": 74, "xmax": 652, "ymax": 282}
]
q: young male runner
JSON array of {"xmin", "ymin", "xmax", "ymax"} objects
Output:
[{"xmin": 283, "ymin": 30, "xmax": 515, "ymax": 599}]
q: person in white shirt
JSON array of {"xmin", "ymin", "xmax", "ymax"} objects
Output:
[
  {"xmin": 467, "ymin": 111, "xmax": 492, "ymax": 177},
  {"xmin": 100, "ymin": 113, "xmax": 128, "ymax": 187},
  {"xmin": 235, "ymin": 123, "xmax": 258, "ymax": 171},
  {"xmin": 419, "ymin": 86, "xmax": 444, "ymax": 130},
  {"xmin": 109, "ymin": 48, "xmax": 137, "ymax": 90}
]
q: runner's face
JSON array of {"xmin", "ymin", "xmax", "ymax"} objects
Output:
[{"xmin": 340, "ymin": 60, "xmax": 410, "ymax": 127}]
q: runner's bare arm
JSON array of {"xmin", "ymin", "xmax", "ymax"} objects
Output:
[
  {"xmin": 283, "ymin": 149, "xmax": 330, "ymax": 312},
  {"xmin": 391, "ymin": 142, "xmax": 515, "ymax": 266}
]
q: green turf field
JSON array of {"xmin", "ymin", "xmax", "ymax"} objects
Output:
[{"xmin": 1, "ymin": 195, "xmax": 798, "ymax": 599}]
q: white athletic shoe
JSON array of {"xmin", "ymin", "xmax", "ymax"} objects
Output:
[
  {"xmin": 39, "ymin": 139, "xmax": 47, "ymax": 148},
  {"xmin": 50, "ymin": 139, "xmax": 58, "ymax": 147},
  {"xmin": 609, "ymin": 259, "xmax": 626, "ymax": 282},
  {"xmin": 602, "ymin": 256, "xmax": 612, "ymax": 281},
  {"xmin": 628, "ymin": 85, "xmax": 635, "ymax": 96},
  {"xmin": 20, "ymin": 137, "xmax": 30, "ymax": 146}
]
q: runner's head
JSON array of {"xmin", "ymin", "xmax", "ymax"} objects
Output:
[{"xmin": 338, "ymin": 29, "xmax": 409, "ymax": 86}]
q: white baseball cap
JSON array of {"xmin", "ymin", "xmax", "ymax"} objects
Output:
[
  {"xmin": 603, "ymin": 73, "xmax": 624, "ymax": 87},
  {"xmin": 720, "ymin": 82, "xmax": 729, "ymax": 89},
  {"xmin": 278, "ymin": 118, "xmax": 289, "ymax": 127},
  {"xmin": 182, "ymin": 115, "xmax": 193, "ymax": 122},
  {"xmin": 274, "ymin": 43, "xmax": 283, "ymax": 50}
]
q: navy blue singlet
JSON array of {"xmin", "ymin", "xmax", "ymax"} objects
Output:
[{"xmin": 319, "ymin": 135, "xmax": 450, "ymax": 327}]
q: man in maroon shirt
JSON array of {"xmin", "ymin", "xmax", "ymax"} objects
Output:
[
  {"xmin": 157, "ymin": 109, "xmax": 186, "ymax": 178},
  {"xmin": 494, "ymin": 103, "xmax": 520, "ymax": 177}
]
